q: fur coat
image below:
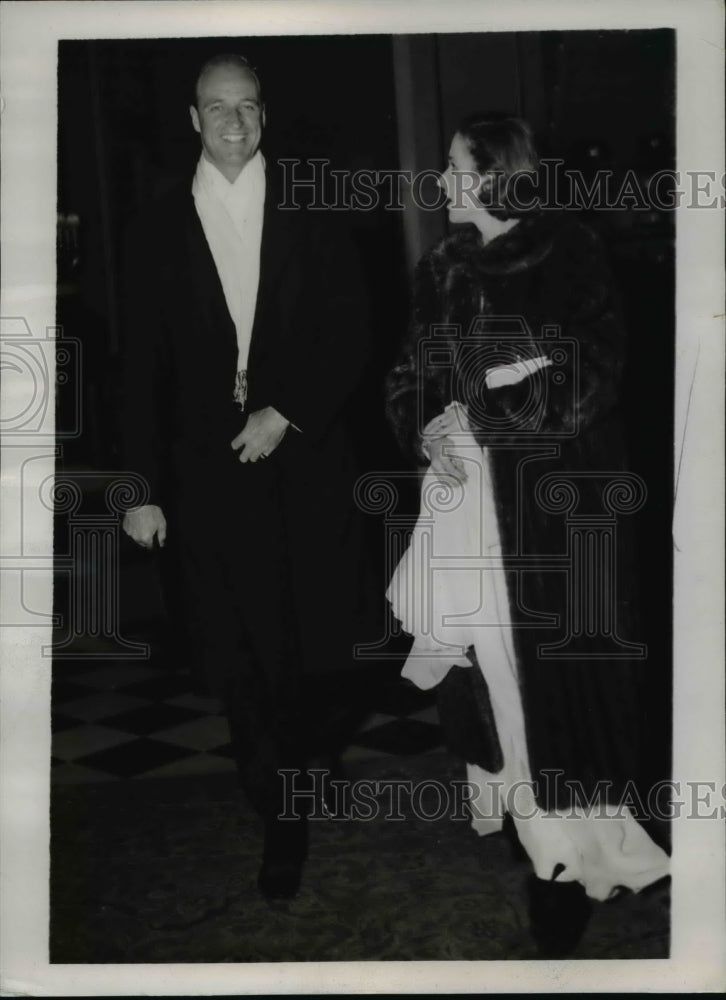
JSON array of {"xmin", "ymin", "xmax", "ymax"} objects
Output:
[{"xmin": 386, "ymin": 212, "xmax": 649, "ymax": 809}]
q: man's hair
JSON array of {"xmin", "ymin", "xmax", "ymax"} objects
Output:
[
  {"xmin": 191, "ymin": 53, "xmax": 262, "ymax": 107},
  {"xmin": 457, "ymin": 112, "xmax": 539, "ymax": 220}
]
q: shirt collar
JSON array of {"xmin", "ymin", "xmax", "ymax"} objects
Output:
[{"xmin": 197, "ymin": 149, "xmax": 265, "ymax": 199}]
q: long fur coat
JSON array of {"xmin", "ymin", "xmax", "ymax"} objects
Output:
[{"xmin": 386, "ymin": 212, "xmax": 649, "ymax": 809}]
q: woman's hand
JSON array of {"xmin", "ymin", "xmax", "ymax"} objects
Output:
[
  {"xmin": 420, "ymin": 403, "xmax": 469, "ymax": 483},
  {"xmin": 425, "ymin": 435, "xmax": 468, "ymax": 484}
]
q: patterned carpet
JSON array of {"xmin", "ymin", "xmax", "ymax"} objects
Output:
[
  {"xmin": 49, "ymin": 540, "xmax": 670, "ymax": 963},
  {"xmin": 50, "ymin": 744, "xmax": 670, "ymax": 963}
]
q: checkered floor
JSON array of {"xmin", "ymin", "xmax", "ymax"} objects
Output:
[{"xmin": 51, "ymin": 659, "xmax": 443, "ymax": 784}]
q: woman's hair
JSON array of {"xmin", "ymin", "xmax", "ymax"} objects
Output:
[{"xmin": 457, "ymin": 112, "xmax": 539, "ymax": 220}]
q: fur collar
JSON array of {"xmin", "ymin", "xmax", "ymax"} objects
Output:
[{"xmin": 423, "ymin": 211, "xmax": 575, "ymax": 279}]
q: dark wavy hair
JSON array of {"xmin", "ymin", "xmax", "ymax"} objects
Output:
[{"xmin": 457, "ymin": 112, "xmax": 540, "ymax": 220}]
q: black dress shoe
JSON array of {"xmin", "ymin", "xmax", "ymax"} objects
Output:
[
  {"xmin": 527, "ymin": 870, "xmax": 593, "ymax": 958},
  {"xmin": 258, "ymin": 858, "xmax": 304, "ymax": 900},
  {"xmin": 257, "ymin": 816, "xmax": 308, "ymax": 901}
]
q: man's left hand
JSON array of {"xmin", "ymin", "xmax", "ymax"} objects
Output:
[{"xmin": 231, "ymin": 406, "xmax": 290, "ymax": 463}]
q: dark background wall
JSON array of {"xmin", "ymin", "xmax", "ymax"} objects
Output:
[
  {"xmin": 56, "ymin": 30, "xmax": 674, "ymax": 781},
  {"xmin": 57, "ymin": 34, "xmax": 407, "ymax": 470},
  {"xmin": 57, "ymin": 29, "xmax": 675, "ymax": 463}
]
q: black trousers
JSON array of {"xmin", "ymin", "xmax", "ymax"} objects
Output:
[{"xmin": 170, "ymin": 451, "xmax": 311, "ymax": 820}]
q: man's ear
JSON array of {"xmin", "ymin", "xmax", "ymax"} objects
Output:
[
  {"xmin": 190, "ymin": 105, "xmax": 201, "ymax": 134},
  {"xmin": 261, "ymin": 104, "xmax": 267, "ymax": 128}
]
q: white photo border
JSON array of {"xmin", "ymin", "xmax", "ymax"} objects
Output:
[{"xmin": 1, "ymin": 0, "xmax": 724, "ymax": 994}]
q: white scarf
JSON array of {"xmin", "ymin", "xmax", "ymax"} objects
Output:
[{"xmin": 191, "ymin": 150, "xmax": 266, "ymax": 408}]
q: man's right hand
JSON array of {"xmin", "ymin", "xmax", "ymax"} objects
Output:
[{"xmin": 122, "ymin": 504, "xmax": 167, "ymax": 549}]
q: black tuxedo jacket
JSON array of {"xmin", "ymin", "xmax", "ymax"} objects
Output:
[
  {"xmin": 118, "ymin": 160, "xmax": 377, "ymax": 675},
  {"xmin": 119, "ymin": 161, "xmax": 370, "ymax": 504}
]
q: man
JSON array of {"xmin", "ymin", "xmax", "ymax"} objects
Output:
[{"xmin": 120, "ymin": 54, "xmax": 373, "ymax": 899}]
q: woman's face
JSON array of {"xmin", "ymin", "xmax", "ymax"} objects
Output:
[{"xmin": 439, "ymin": 132, "xmax": 484, "ymax": 224}]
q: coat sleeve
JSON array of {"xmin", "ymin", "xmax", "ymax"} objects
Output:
[
  {"xmin": 264, "ymin": 214, "xmax": 371, "ymax": 441},
  {"xmin": 116, "ymin": 212, "xmax": 170, "ymax": 507},
  {"xmin": 472, "ymin": 222, "xmax": 625, "ymax": 442},
  {"xmin": 385, "ymin": 252, "xmax": 448, "ymax": 464}
]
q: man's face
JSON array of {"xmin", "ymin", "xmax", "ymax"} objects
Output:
[{"xmin": 190, "ymin": 64, "xmax": 265, "ymax": 182}]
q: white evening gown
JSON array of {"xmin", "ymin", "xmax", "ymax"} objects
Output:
[{"xmin": 386, "ymin": 402, "xmax": 670, "ymax": 901}]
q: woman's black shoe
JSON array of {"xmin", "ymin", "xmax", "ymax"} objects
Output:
[{"xmin": 527, "ymin": 872, "xmax": 593, "ymax": 958}]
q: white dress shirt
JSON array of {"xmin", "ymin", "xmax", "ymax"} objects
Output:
[{"xmin": 192, "ymin": 150, "xmax": 266, "ymax": 409}]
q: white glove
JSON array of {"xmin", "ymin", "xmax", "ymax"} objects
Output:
[{"xmin": 485, "ymin": 354, "xmax": 552, "ymax": 389}]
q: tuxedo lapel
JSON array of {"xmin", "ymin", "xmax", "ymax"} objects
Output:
[
  {"xmin": 252, "ymin": 163, "xmax": 300, "ymax": 329},
  {"xmin": 180, "ymin": 192, "xmax": 238, "ymax": 356},
  {"xmin": 170, "ymin": 164, "xmax": 301, "ymax": 371}
]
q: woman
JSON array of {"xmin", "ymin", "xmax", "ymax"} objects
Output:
[{"xmin": 385, "ymin": 113, "xmax": 669, "ymax": 955}]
